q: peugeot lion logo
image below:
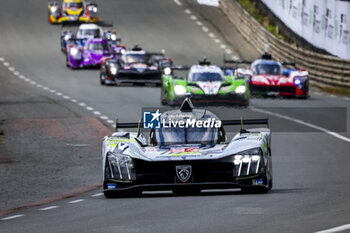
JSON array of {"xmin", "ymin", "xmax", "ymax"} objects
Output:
[{"xmin": 176, "ymin": 165, "xmax": 192, "ymax": 183}]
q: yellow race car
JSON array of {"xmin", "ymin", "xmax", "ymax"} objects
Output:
[{"xmin": 48, "ymin": 0, "xmax": 98, "ymax": 24}]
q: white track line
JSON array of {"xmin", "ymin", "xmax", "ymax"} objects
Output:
[
  {"xmin": 91, "ymin": 193, "xmax": 104, "ymax": 197},
  {"xmin": 314, "ymin": 224, "xmax": 350, "ymax": 233},
  {"xmin": 68, "ymin": 199, "xmax": 85, "ymax": 204},
  {"xmin": 93, "ymin": 111, "xmax": 101, "ymax": 115},
  {"xmin": 196, "ymin": 21, "xmax": 203, "ymax": 26},
  {"xmin": 184, "ymin": 9, "xmax": 191, "ymax": 14},
  {"xmin": 3, "ymin": 62, "xmax": 10, "ymax": 67},
  {"xmin": 107, "ymin": 120, "xmax": 114, "ymax": 124},
  {"xmin": 173, "ymin": 0, "xmax": 182, "ymax": 6},
  {"xmin": 39, "ymin": 206, "xmax": 59, "ymax": 211},
  {"xmin": 190, "ymin": 15, "xmax": 197, "ymax": 20},
  {"xmin": 1, "ymin": 215, "xmax": 24, "ymax": 221},
  {"xmin": 250, "ymin": 107, "xmax": 350, "ymax": 143}
]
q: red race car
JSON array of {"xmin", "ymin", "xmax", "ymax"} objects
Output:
[{"xmin": 225, "ymin": 53, "xmax": 309, "ymax": 98}]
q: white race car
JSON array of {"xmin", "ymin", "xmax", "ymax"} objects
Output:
[{"xmin": 102, "ymin": 95, "xmax": 272, "ymax": 197}]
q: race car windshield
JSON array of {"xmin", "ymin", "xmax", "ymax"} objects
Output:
[
  {"xmin": 79, "ymin": 29, "xmax": 100, "ymax": 38},
  {"xmin": 254, "ymin": 63, "xmax": 282, "ymax": 75},
  {"xmin": 88, "ymin": 42, "xmax": 109, "ymax": 51},
  {"xmin": 64, "ymin": 2, "xmax": 83, "ymax": 8},
  {"xmin": 190, "ymin": 72, "xmax": 223, "ymax": 82},
  {"xmin": 155, "ymin": 124, "xmax": 218, "ymax": 146},
  {"xmin": 125, "ymin": 54, "xmax": 146, "ymax": 64}
]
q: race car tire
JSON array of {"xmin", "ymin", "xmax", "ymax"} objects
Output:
[
  {"xmin": 160, "ymin": 87, "xmax": 167, "ymax": 105},
  {"xmin": 100, "ymin": 73, "xmax": 105, "ymax": 85}
]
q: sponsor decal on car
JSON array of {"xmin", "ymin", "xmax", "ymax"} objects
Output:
[
  {"xmin": 107, "ymin": 183, "xmax": 117, "ymax": 190},
  {"xmin": 253, "ymin": 179, "xmax": 264, "ymax": 185},
  {"xmin": 143, "ymin": 109, "xmax": 222, "ymax": 129}
]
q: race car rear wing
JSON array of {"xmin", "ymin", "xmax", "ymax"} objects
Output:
[{"xmin": 115, "ymin": 118, "xmax": 268, "ymax": 129}]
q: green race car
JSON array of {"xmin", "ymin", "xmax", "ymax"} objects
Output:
[{"xmin": 161, "ymin": 59, "xmax": 250, "ymax": 106}]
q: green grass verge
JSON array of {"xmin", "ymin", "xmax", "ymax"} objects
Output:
[{"xmin": 238, "ymin": 0, "xmax": 285, "ymax": 40}]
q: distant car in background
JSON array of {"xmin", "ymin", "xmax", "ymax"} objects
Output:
[
  {"xmin": 228, "ymin": 53, "xmax": 309, "ymax": 98},
  {"xmin": 60, "ymin": 23, "xmax": 104, "ymax": 52},
  {"xmin": 48, "ymin": 0, "xmax": 98, "ymax": 24},
  {"xmin": 161, "ymin": 58, "xmax": 250, "ymax": 106},
  {"xmin": 99, "ymin": 45, "xmax": 172, "ymax": 85},
  {"xmin": 66, "ymin": 38, "xmax": 114, "ymax": 69}
]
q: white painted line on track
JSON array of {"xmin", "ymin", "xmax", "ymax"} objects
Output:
[
  {"xmin": 79, "ymin": 102, "xmax": 86, "ymax": 107},
  {"xmin": 43, "ymin": 86, "xmax": 49, "ymax": 90},
  {"xmin": 220, "ymin": 44, "xmax": 227, "ymax": 49},
  {"xmin": 225, "ymin": 49, "xmax": 232, "ymax": 54},
  {"xmin": 93, "ymin": 111, "xmax": 101, "ymax": 115},
  {"xmin": 173, "ymin": 0, "xmax": 182, "ymax": 6},
  {"xmin": 68, "ymin": 199, "xmax": 85, "ymax": 204},
  {"xmin": 56, "ymin": 92, "xmax": 62, "ymax": 96},
  {"xmin": 100, "ymin": 116, "xmax": 109, "ymax": 120},
  {"xmin": 208, "ymin": 32, "xmax": 215, "ymax": 38},
  {"xmin": 91, "ymin": 193, "xmax": 104, "ymax": 197},
  {"xmin": 3, "ymin": 62, "xmax": 10, "ymax": 67},
  {"xmin": 14, "ymin": 71, "xmax": 20, "ymax": 76},
  {"xmin": 8, "ymin": 67, "xmax": 15, "ymax": 72},
  {"xmin": 30, "ymin": 81, "xmax": 37, "ymax": 85},
  {"xmin": 19, "ymin": 75, "xmax": 25, "ymax": 79},
  {"xmin": 49, "ymin": 89, "xmax": 56, "ymax": 93},
  {"xmin": 314, "ymin": 224, "xmax": 350, "ymax": 233},
  {"xmin": 39, "ymin": 206, "xmax": 59, "ymax": 211},
  {"xmin": 70, "ymin": 99, "xmax": 77, "ymax": 103},
  {"xmin": 107, "ymin": 120, "xmax": 114, "ymax": 124},
  {"xmin": 202, "ymin": 26, "xmax": 209, "ymax": 32},
  {"xmin": 63, "ymin": 95, "xmax": 70, "ymax": 99},
  {"xmin": 1, "ymin": 215, "xmax": 24, "ymax": 221},
  {"xmin": 190, "ymin": 15, "xmax": 197, "ymax": 20},
  {"xmin": 214, "ymin": 39, "xmax": 221, "ymax": 43},
  {"xmin": 184, "ymin": 9, "xmax": 191, "ymax": 14},
  {"xmin": 0, "ymin": 57, "xmax": 4, "ymax": 62},
  {"xmin": 36, "ymin": 84, "xmax": 43, "ymax": 88},
  {"xmin": 343, "ymin": 97, "xmax": 350, "ymax": 101},
  {"xmin": 86, "ymin": 106, "xmax": 94, "ymax": 111},
  {"xmin": 196, "ymin": 21, "xmax": 203, "ymax": 26},
  {"xmin": 250, "ymin": 107, "xmax": 350, "ymax": 143}
]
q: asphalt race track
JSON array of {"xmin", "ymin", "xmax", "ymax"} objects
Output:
[{"xmin": 1, "ymin": 0, "xmax": 350, "ymax": 232}]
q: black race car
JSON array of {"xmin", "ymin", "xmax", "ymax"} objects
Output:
[{"xmin": 99, "ymin": 45, "xmax": 172, "ymax": 85}]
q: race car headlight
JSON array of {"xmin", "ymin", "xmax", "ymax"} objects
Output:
[
  {"xmin": 174, "ymin": 85, "xmax": 187, "ymax": 95},
  {"xmin": 110, "ymin": 34, "xmax": 117, "ymax": 41},
  {"xmin": 70, "ymin": 48, "xmax": 78, "ymax": 56},
  {"xmin": 120, "ymin": 49, "xmax": 126, "ymax": 54},
  {"xmin": 233, "ymin": 148, "xmax": 262, "ymax": 176},
  {"xmin": 235, "ymin": 85, "xmax": 246, "ymax": 94},
  {"xmin": 163, "ymin": 67, "xmax": 171, "ymax": 75},
  {"xmin": 294, "ymin": 76, "xmax": 308, "ymax": 86},
  {"xmin": 110, "ymin": 67, "xmax": 117, "ymax": 75},
  {"xmin": 64, "ymin": 34, "xmax": 71, "ymax": 41},
  {"xmin": 51, "ymin": 6, "xmax": 58, "ymax": 12},
  {"xmin": 106, "ymin": 153, "xmax": 136, "ymax": 181},
  {"xmin": 92, "ymin": 6, "xmax": 98, "ymax": 13}
]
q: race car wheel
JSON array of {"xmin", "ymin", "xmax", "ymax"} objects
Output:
[
  {"xmin": 160, "ymin": 87, "xmax": 167, "ymax": 105},
  {"xmin": 100, "ymin": 73, "xmax": 105, "ymax": 85}
]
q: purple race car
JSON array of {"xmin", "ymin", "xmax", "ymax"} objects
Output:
[{"xmin": 66, "ymin": 38, "xmax": 113, "ymax": 69}]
